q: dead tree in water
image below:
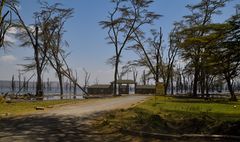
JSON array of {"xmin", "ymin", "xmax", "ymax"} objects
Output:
[{"xmin": 83, "ymin": 68, "xmax": 90, "ymax": 92}]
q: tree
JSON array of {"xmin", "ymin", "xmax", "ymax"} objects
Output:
[
  {"xmin": 129, "ymin": 25, "xmax": 179, "ymax": 95},
  {"xmin": 162, "ymin": 25, "xmax": 180, "ymax": 95},
  {"xmin": 177, "ymin": 0, "xmax": 230, "ymax": 97},
  {"xmin": 176, "ymin": 1, "xmax": 239, "ymax": 100},
  {"xmin": 11, "ymin": 74, "xmax": 15, "ymax": 93},
  {"xmin": 10, "ymin": 2, "xmax": 46, "ymax": 99},
  {"xmin": 83, "ymin": 68, "xmax": 90, "ymax": 92},
  {"xmin": 100, "ymin": 0, "xmax": 160, "ymax": 95},
  {"xmin": 34, "ymin": 2, "xmax": 73, "ymax": 98},
  {"xmin": 10, "ymin": 2, "xmax": 86, "ymax": 99},
  {"xmin": 130, "ymin": 27, "xmax": 163, "ymax": 83},
  {"xmin": 132, "ymin": 67, "xmax": 138, "ymax": 83},
  {"xmin": 0, "ymin": 0, "xmax": 14, "ymax": 47},
  {"xmin": 204, "ymin": 11, "xmax": 240, "ymax": 101},
  {"xmin": 18, "ymin": 69, "xmax": 21, "ymax": 92},
  {"xmin": 73, "ymin": 70, "xmax": 78, "ymax": 98}
]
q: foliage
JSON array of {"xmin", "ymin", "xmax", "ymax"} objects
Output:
[
  {"xmin": 0, "ymin": 0, "xmax": 19, "ymax": 47},
  {"xmin": 175, "ymin": 0, "xmax": 238, "ymax": 98}
]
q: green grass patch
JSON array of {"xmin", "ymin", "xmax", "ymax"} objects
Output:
[
  {"xmin": 94, "ymin": 96, "xmax": 240, "ymax": 136},
  {"xmin": 0, "ymin": 99, "xmax": 84, "ymax": 116},
  {"xmin": 136, "ymin": 96, "xmax": 240, "ymax": 121}
]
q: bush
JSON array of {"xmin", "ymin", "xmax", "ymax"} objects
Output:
[{"xmin": 0, "ymin": 96, "xmax": 5, "ymax": 103}]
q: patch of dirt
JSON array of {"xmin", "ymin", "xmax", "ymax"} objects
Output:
[{"xmin": 0, "ymin": 95, "xmax": 152, "ymax": 142}]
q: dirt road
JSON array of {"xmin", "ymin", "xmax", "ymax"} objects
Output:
[
  {"xmin": 0, "ymin": 95, "xmax": 150, "ymax": 142},
  {"xmin": 46, "ymin": 95, "xmax": 149, "ymax": 116}
]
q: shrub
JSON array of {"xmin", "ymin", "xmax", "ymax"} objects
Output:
[{"xmin": 0, "ymin": 96, "xmax": 5, "ymax": 103}]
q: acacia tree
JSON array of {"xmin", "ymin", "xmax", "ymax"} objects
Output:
[
  {"xmin": 204, "ymin": 11, "xmax": 240, "ymax": 101},
  {"xmin": 100, "ymin": 0, "xmax": 160, "ymax": 95},
  {"xmin": 34, "ymin": 2, "xmax": 73, "ymax": 98},
  {"xmin": 0, "ymin": 0, "xmax": 14, "ymax": 47},
  {"xmin": 177, "ymin": 0, "xmax": 230, "ymax": 97},
  {"xmin": 10, "ymin": 1, "xmax": 51, "ymax": 98}
]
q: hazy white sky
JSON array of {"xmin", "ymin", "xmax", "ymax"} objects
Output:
[{"xmin": 0, "ymin": 0, "xmax": 238, "ymax": 85}]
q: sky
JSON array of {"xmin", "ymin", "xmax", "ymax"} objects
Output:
[{"xmin": 0, "ymin": 0, "xmax": 239, "ymax": 85}]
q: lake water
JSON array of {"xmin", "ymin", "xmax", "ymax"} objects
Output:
[{"xmin": 0, "ymin": 86, "xmax": 85, "ymax": 100}]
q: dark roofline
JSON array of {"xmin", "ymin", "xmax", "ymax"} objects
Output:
[
  {"xmin": 110, "ymin": 79, "xmax": 136, "ymax": 84},
  {"xmin": 88, "ymin": 84, "xmax": 111, "ymax": 89},
  {"xmin": 136, "ymin": 85, "xmax": 155, "ymax": 89}
]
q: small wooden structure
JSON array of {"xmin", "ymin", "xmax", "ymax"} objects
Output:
[
  {"xmin": 87, "ymin": 80, "xmax": 159, "ymax": 95},
  {"xmin": 87, "ymin": 84, "xmax": 112, "ymax": 95},
  {"xmin": 111, "ymin": 80, "xmax": 136, "ymax": 95}
]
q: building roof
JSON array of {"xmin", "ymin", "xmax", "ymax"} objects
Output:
[
  {"xmin": 136, "ymin": 85, "xmax": 155, "ymax": 89},
  {"xmin": 111, "ymin": 80, "xmax": 136, "ymax": 84},
  {"xmin": 88, "ymin": 84, "xmax": 110, "ymax": 89}
]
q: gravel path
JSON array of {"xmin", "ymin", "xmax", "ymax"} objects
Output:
[{"xmin": 0, "ymin": 95, "xmax": 150, "ymax": 142}]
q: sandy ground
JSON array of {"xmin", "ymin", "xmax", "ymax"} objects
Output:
[{"xmin": 0, "ymin": 95, "xmax": 150, "ymax": 142}]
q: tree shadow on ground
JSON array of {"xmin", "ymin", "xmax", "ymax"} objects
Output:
[{"xmin": 0, "ymin": 113, "xmax": 135, "ymax": 142}]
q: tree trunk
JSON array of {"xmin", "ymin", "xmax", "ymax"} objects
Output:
[
  {"xmin": 113, "ymin": 55, "xmax": 119, "ymax": 96},
  {"xmin": 200, "ymin": 69, "xmax": 205, "ymax": 97},
  {"xmin": 69, "ymin": 79, "xmax": 72, "ymax": 95},
  {"xmin": 226, "ymin": 76, "xmax": 237, "ymax": 101},
  {"xmin": 193, "ymin": 67, "xmax": 199, "ymax": 97},
  {"xmin": 164, "ymin": 83, "xmax": 168, "ymax": 96},
  {"xmin": 143, "ymin": 70, "xmax": 146, "ymax": 85},
  {"xmin": 205, "ymin": 75, "xmax": 209, "ymax": 98},
  {"xmin": 171, "ymin": 73, "xmax": 174, "ymax": 95},
  {"xmin": 18, "ymin": 70, "xmax": 21, "ymax": 93},
  {"xmin": 34, "ymin": 26, "xmax": 43, "ymax": 100},
  {"xmin": 183, "ymin": 75, "xmax": 187, "ymax": 93},
  {"xmin": 57, "ymin": 72, "xmax": 63, "ymax": 99},
  {"xmin": 11, "ymin": 75, "xmax": 15, "ymax": 93},
  {"xmin": 73, "ymin": 82, "xmax": 77, "ymax": 99},
  {"xmin": 156, "ymin": 48, "xmax": 160, "ymax": 84}
]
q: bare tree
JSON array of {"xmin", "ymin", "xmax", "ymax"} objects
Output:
[
  {"xmin": 83, "ymin": 68, "xmax": 90, "ymax": 92},
  {"xmin": 130, "ymin": 24, "xmax": 179, "ymax": 95},
  {"xmin": 128, "ymin": 27, "xmax": 162, "ymax": 85},
  {"xmin": 95, "ymin": 78, "xmax": 99, "ymax": 85}
]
